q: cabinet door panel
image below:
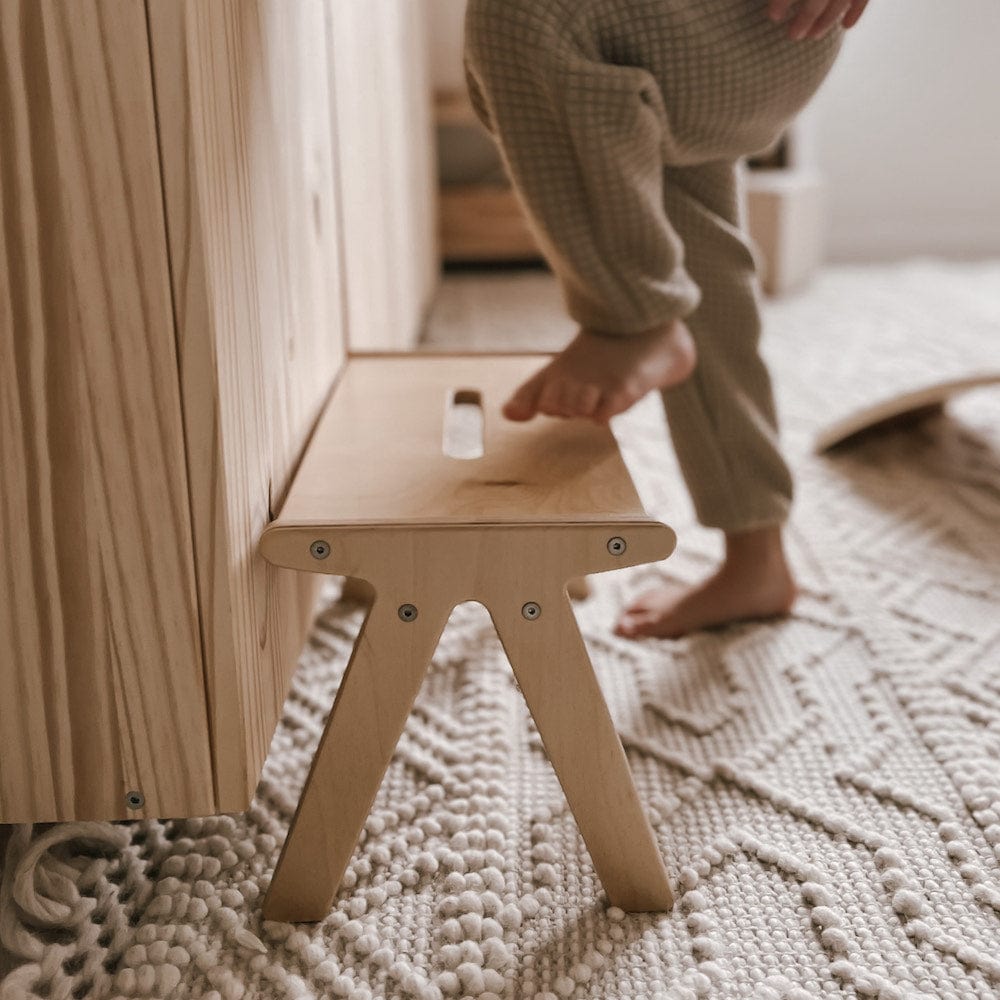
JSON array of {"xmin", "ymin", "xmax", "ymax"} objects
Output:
[
  {"xmin": 147, "ymin": 0, "xmax": 347, "ymax": 809},
  {"xmin": 0, "ymin": 0, "xmax": 213, "ymax": 821}
]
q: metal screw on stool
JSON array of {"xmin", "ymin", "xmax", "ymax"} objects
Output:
[
  {"xmin": 522, "ymin": 602, "xmax": 541, "ymax": 621},
  {"xmin": 607, "ymin": 536, "xmax": 627, "ymax": 556},
  {"xmin": 310, "ymin": 540, "xmax": 331, "ymax": 560},
  {"xmin": 398, "ymin": 604, "xmax": 418, "ymax": 623},
  {"xmin": 125, "ymin": 790, "xmax": 145, "ymax": 810}
]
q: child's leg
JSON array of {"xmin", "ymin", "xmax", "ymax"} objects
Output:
[
  {"xmin": 464, "ymin": 0, "xmax": 702, "ymax": 422},
  {"xmin": 465, "ymin": 0, "xmax": 799, "ymax": 635},
  {"xmin": 616, "ymin": 160, "xmax": 795, "ymax": 638}
]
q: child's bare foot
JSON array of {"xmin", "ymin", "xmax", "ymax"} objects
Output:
[
  {"xmin": 614, "ymin": 527, "xmax": 796, "ymax": 639},
  {"xmin": 503, "ymin": 320, "xmax": 697, "ymax": 423}
]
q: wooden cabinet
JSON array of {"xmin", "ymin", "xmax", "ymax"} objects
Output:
[{"xmin": 0, "ymin": 1, "xmax": 436, "ymax": 823}]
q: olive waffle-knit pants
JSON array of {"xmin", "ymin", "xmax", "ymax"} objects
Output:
[{"xmin": 464, "ymin": 0, "xmax": 841, "ymax": 531}]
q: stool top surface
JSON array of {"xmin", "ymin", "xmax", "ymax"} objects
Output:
[{"xmin": 273, "ymin": 354, "xmax": 652, "ymax": 528}]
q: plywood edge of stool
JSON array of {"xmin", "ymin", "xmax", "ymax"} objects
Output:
[{"xmin": 258, "ymin": 520, "xmax": 676, "ymax": 580}]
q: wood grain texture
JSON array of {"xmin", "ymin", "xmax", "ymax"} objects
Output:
[
  {"xmin": 261, "ymin": 523, "xmax": 676, "ymax": 920},
  {"xmin": 146, "ymin": 0, "xmax": 348, "ymax": 810},
  {"xmin": 0, "ymin": 1, "xmax": 214, "ymax": 821},
  {"xmin": 2, "ymin": 2, "xmax": 439, "ymax": 822},
  {"xmin": 271, "ymin": 355, "xmax": 652, "ymax": 528},
  {"xmin": 331, "ymin": 0, "xmax": 438, "ymax": 351},
  {"xmin": 491, "ymin": 593, "xmax": 674, "ymax": 912},
  {"xmin": 262, "ymin": 592, "xmax": 454, "ymax": 922}
]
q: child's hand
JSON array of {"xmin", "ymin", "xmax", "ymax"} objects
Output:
[{"xmin": 766, "ymin": 0, "xmax": 869, "ymax": 41}]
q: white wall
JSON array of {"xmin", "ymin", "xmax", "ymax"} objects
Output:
[
  {"xmin": 810, "ymin": 0, "xmax": 1000, "ymax": 260},
  {"xmin": 426, "ymin": 0, "xmax": 1000, "ymax": 261}
]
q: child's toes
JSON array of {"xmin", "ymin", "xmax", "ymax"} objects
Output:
[
  {"xmin": 593, "ymin": 390, "xmax": 631, "ymax": 423},
  {"xmin": 597, "ymin": 379, "xmax": 648, "ymax": 421},
  {"xmin": 502, "ymin": 371, "xmax": 546, "ymax": 421},
  {"xmin": 573, "ymin": 383, "xmax": 602, "ymax": 418},
  {"xmin": 536, "ymin": 376, "xmax": 573, "ymax": 417},
  {"xmin": 614, "ymin": 610, "xmax": 649, "ymax": 638},
  {"xmin": 615, "ymin": 588, "xmax": 677, "ymax": 637}
]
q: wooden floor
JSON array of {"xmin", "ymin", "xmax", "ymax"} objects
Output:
[{"xmin": 423, "ymin": 266, "xmax": 570, "ymax": 352}]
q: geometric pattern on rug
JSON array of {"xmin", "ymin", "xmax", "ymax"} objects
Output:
[{"xmin": 2, "ymin": 262, "xmax": 999, "ymax": 999}]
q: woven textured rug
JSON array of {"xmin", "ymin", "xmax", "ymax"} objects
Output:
[{"xmin": 3, "ymin": 262, "xmax": 1000, "ymax": 1000}]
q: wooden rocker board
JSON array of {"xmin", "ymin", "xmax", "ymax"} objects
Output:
[
  {"xmin": 814, "ymin": 373, "xmax": 1000, "ymax": 452},
  {"xmin": 258, "ymin": 353, "xmax": 676, "ymax": 922}
]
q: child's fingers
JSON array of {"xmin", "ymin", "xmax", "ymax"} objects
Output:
[
  {"xmin": 807, "ymin": 0, "xmax": 852, "ymax": 37},
  {"xmin": 842, "ymin": 0, "xmax": 870, "ymax": 28},
  {"xmin": 786, "ymin": 0, "xmax": 831, "ymax": 40}
]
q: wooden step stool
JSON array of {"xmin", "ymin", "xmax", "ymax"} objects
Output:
[{"xmin": 259, "ymin": 353, "xmax": 676, "ymax": 922}]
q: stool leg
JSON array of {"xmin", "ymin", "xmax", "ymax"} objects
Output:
[
  {"xmin": 262, "ymin": 596, "xmax": 451, "ymax": 922},
  {"xmin": 492, "ymin": 593, "xmax": 674, "ymax": 911}
]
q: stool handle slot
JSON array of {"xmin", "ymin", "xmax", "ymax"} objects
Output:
[{"xmin": 443, "ymin": 387, "xmax": 484, "ymax": 460}]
